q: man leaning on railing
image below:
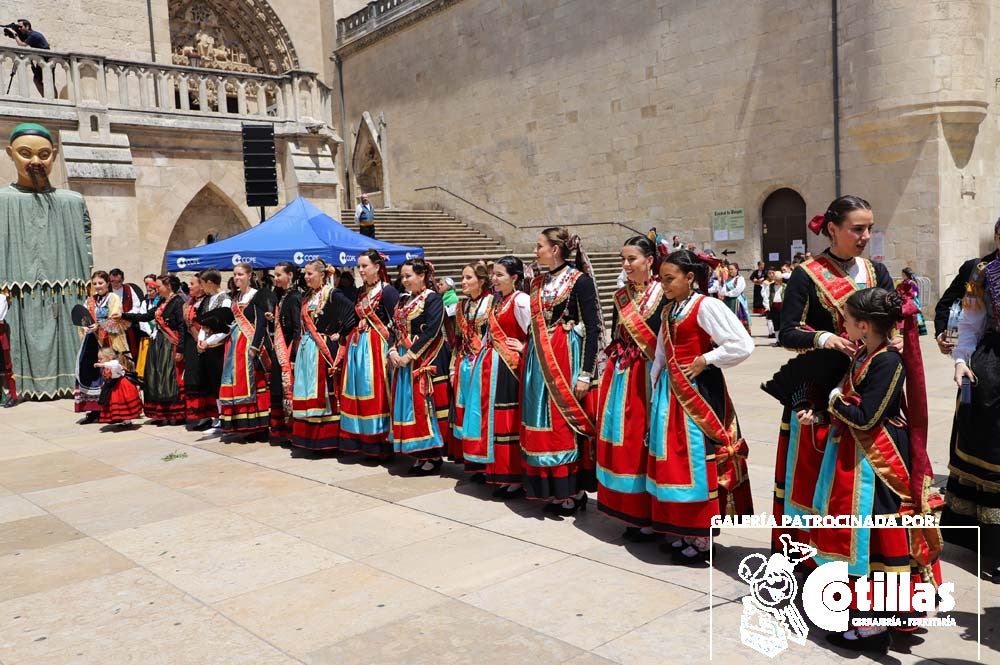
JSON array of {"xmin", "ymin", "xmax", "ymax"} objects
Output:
[{"xmin": 4, "ymin": 19, "xmax": 50, "ymax": 95}]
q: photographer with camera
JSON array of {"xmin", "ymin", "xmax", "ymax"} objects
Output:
[{"xmin": 4, "ymin": 19, "xmax": 50, "ymax": 95}]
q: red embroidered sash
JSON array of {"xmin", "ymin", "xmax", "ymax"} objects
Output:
[
  {"xmin": 300, "ymin": 290, "xmax": 341, "ymax": 375},
  {"xmin": 233, "ymin": 298, "xmax": 269, "ymax": 373},
  {"xmin": 356, "ymin": 286, "xmax": 392, "ymax": 341},
  {"xmin": 529, "ymin": 275, "xmax": 595, "ymax": 438},
  {"xmin": 613, "ymin": 286, "xmax": 660, "ymax": 362},
  {"xmin": 457, "ymin": 295, "xmax": 490, "ymax": 358},
  {"xmin": 801, "ymin": 256, "xmax": 875, "ymax": 333},
  {"xmin": 488, "ymin": 293, "xmax": 521, "ymax": 373},
  {"xmin": 394, "ymin": 291, "xmax": 445, "ymax": 396},
  {"xmin": 156, "ymin": 296, "xmax": 180, "ymax": 346},
  {"xmin": 184, "ymin": 298, "xmax": 203, "ymax": 340}
]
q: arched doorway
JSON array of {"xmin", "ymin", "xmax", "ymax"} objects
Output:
[
  {"xmin": 166, "ymin": 184, "xmax": 249, "ymax": 267},
  {"xmin": 761, "ymin": 188, "xmax": 806, "ymax": 266},
  {"xmin": 352, "ymin": 111, "xmax": 386, "ymax": 206}
]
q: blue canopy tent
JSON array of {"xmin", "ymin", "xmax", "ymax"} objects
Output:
[{"xmin": 165, "ymin": 197, "xmax": 422, "ymax": 271}]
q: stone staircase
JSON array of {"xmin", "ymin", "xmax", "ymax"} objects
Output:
[{"xmin": 341, "ymin": 208, "xmax": 623, "ymax": 326}]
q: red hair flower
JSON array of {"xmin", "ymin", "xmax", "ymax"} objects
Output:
[{"xmin": 808, "ymin": 214, "xmax": 826, "ymax": 235}]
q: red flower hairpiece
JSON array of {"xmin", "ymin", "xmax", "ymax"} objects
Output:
[{"xmin": 808, "ymin": 214, "xmax": 826, "ymax": 235}]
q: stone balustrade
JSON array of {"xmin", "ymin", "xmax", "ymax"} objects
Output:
[
  {"xmin": 336, "ymin": 0, "xmax": 458, "ymax": 51},
  {"xmin": 0, "ymin": 45, "xmax": 333, "ymax": 126}
]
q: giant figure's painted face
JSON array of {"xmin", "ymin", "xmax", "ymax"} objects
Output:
[{"xmin": 6, "ymin": 134, "xmax": 57, "ymax": 190}]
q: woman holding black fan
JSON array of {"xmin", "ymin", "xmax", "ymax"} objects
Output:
[{"xmin": 771, "ymin": 196, "xmax": 895, "ymax": 551}]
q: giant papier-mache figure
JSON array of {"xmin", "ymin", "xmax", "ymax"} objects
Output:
[{"xmin": 0, "ymin": 123, "xmax": 93, "ymax": 399}]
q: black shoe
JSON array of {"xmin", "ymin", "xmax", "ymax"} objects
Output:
[
  {"xmin": 77, "ymin": 411, "xmax": 100, "ymax": 425},
  {"xmin": 1, "ymin": 396, "xmax": 17, "ymax": 408},
  {"xmin": 469, "ymin": 472, "xmax": 487, "ymax": 484},
  {"xmin": 991, "ymin": 564, "xmax": 1000, "ymax": 584},
  {"xmin": 186, "ymin": 418, "xmax": 212, "ymax": 431},
  {"xmin": 623, "ymin": 527, "xmax": 661, "ymax": 543},
  {"xmin": 671, "ymin": 544, "xmax": 711, "ymax": 566},
  {"xmin": 546, "ymin": 495, "xmax": 588, "ymax": 517},
  {"xmin": 492, "ymin": 485, "xmax": 525, "ymax": 501},
  {"xmin": 826, "ymin": 629, "xmax": 891, "ymax": 654},
  {"xmin": 409, "ymin": 459, "xmax": 443, "ymax": 477}
]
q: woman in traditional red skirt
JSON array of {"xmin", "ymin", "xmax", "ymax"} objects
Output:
[
  {"xmin": 521, "ymin": 227, "xmax": 602, "ymax": 516},
  {"xmin": 95, "ymin": 347, "xmax": 142, "ymax": 426},
  {"xmin": 798, "ymin": 287, "xmax": 942, "ymax": 654},
  {"xmin": 461, "ymin": 256, "xmax": 530, "ymax": 499},
  {"xmin": 219, "ymin": 262, "xmax": 270, "ymax": 440},
  {"xmin": 291, "ymin": 259, "xmax": 358, "ymax": 453},
  {"xmin": 388, "ymin": 258, "xmax": 451, "ymax": 475},
  {"xmin": 648, "ymin": 250, "xmax": 754, "ymax": 564},
  {"xmin": 75, "ymin": 270, "xmax": 130, "ymax": 422},
  {"xmin": 180, "ymin": 273, "xmax": 215, "ymax": 429},
  {"xmin": 774, "ymin": 196, "xmax": 894, "ymax": 552},
  {"xmin": 121, "ymin": 275, "xmax": 186, "ymax": 425},
  {"xmin": 596, "ymin": 236, "xmax": 667, "ymax": 541},
  {"xmin": 448, "ymin": 263, "xmax": 493, "ymax": 471},
  {"xmin": 268, "ymin": 262, "xmax": 302, "ymax": 445},
  {"xmin": 340, "ymin": 250, "xmax": 400, "ymax": 459}
]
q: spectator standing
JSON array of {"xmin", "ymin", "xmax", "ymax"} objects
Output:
[
  {"xmin": 5, "ymin": 20, "xmax": 50, "ymax": 95},
  {"xmin": 0, "ymin": 291, "xmax": 16, "ymax": 407},
  {"xmin": 355, "ymin": 194, "xmax": 375, "ymax": 238},
  {"xmin": 749, "ymin": 261, "xmax": 767, "ymax": 314}
]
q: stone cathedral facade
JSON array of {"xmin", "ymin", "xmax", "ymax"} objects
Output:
[{"xmin": 3, "ymin": 0, "xmax": 998, "ymax": 296}]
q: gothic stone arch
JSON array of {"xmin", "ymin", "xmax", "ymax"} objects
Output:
[
  {"xmin": 165, "ymin": 183, "xmax": 250, "ymax": 269},
  {"xmin": 169, "ymin": 0, "xmax": 300, "ymax": 75},
  {"xmin": 352, "ymin": 111, "xmax": 385, "ymax": 200}
]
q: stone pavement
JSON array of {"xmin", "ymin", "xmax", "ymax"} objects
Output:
[{"xmin": 0, "ymin": 320, "xmax": 995, "ymax": 664}]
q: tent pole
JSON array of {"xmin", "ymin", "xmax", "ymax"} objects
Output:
[{"xmin": 259, "ymin": 206, "xmax": 265, "ymax": 223}]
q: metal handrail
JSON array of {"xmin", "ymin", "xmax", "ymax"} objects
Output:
[
  {"xmin": 520, "ymin": 220, "xmax": 647, "ymax": 236},
  {"xmin": 414, "ymin": 185, "xmax": 518, "ymax": 228}
]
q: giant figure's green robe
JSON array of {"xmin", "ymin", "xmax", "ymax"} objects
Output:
[{"xmin": 0, "ymin": 184, "xmax": 92, "ymax": 398}]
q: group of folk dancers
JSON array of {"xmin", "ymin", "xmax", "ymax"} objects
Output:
[{"xmin": 67, "ymin": 199, "xmax": 1000, "ymax": 655}]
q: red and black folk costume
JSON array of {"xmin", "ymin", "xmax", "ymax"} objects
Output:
[
  {"xmin": 647, "ymin": 293, "xmax": 754, "ymax": 537},
  {"xmin": 389, "ymin": 288, "xmax": 450, "ymax": 459},
  {"xmin": 290, "ymin": 286, "xmax": 358, "ymax": 451},
  {"xmin": 448, "ymin": 290, "xmax": 492, "ymax": 466},
  {"xmin": 520, "ymin": 264, "xmax": 601, "ymax": 501},
  {"xmin": 180, "ymin": 293, "xmax": 216, "ymax": 425},
  {"xmin": 219, "ymin": 289, "xmax": 270, "ymax": 434},
  {"xmin": 461, "ymin": 290, "xmax": 531, "ymax": 486},
  {"xmin": 125, "ymin": 293, "xmax": 186, "ymax": 423},
  {"xmin": 268, "ymin": 288, "xmax": 301, "ymax": 443},
  {"xmin": 595, "ymin": 280, "xmax": 666, "ymax": 527},
  {"xmin": 774, "ymin": 251, "xmax": 893, "ymax": 550},
  {"xmin": 339, "ymin": 282, "xmax": 400, "ymax": 457}
]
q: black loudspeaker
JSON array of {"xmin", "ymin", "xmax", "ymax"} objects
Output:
[{"xmin": 242, "ymin": 124, "xmax": 278, "ymax": 208}]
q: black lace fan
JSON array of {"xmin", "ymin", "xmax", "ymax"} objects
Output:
[
  {"xmin": 71, "ymin": 304, "xmax": 94, "ymax": 327},
  {"xmin": 197, "ymin": 308, "xmax": 235, "ymax": 334},
  {"xmin": 760, "ymin": 349, "xmax": 851, "ymax": 412}
]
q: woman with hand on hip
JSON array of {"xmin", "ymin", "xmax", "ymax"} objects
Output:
[
  {"xmin": 521, "ymin": 227, "xmax": 602, "ymax": 516},
  {"xmin": 388, "ymin": 258, "xmax": 451, "ymax": 475}
]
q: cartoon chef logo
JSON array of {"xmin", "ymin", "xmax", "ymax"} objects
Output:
[{"xmin": 737, "ymin": 534, "xmax": 815, "ymax": 658}]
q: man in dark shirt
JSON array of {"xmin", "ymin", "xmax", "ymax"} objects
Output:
[{"xmin": 6, "ymin": 19, "xmax": 50, "ymax": 95}]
